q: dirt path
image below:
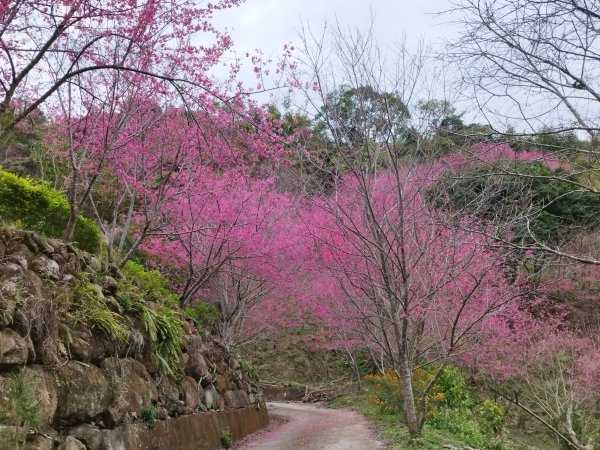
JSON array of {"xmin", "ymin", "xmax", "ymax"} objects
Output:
[{"xmin": 235, "ymin": 401, "xmax": 386, "ymax": 450}]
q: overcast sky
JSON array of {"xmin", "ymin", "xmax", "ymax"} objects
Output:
[
  {"xmin": 210, "ymin": 1, "xmax": 584, "ymax": 132},
  {"xmin": 213, "ymin": 0, "xmax": 456, "ymax": 61}
]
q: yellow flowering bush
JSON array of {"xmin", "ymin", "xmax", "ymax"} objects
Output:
[
  {"xmin": 365, "ymin": 369, "xmax": 403, "ymax": 414},
  {"xmin": 364, "ymin": 366, "xmax": 449, "ymax": 415},
  {"xmin": 364, "ymin": 365, "xmax": 473, "ymax": 417}
]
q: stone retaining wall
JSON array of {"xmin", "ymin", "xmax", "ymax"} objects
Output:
[
  {"xmin": 0, "ymin": 229, "xmax": 267, "ymax": 449},
  {"xmin": 101, "ymin": 406, "xmax": 268, "ymax": 450}
]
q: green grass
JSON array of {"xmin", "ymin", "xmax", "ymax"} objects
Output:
[
  {"xmin": 67, "ymin": 280, "xmax": 128, "ymax": 341},
  {"xmin": 328, "ymin": 388, "xmax": 555, "ymax": 450},
  {"xmin": 115, "ymin": 265, "xmax": 184, "ymax": 378},
  {"xmin": 328, "ymin": 391, "xmax": 464, "ymax": 449},
  {"xmin": 0, "ymin": 369, "xmax": 43, "ymax": 450}
]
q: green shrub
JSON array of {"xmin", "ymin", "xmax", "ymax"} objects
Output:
[
  {"xmin": 364, "ymin": 365, "xmax": 473, "ymax": 416},
  {"xmin": 364, "ymin": 369, "xmax": 404, "ymax": 414},
  {"xmin": 121, "ymin": 260, "xmax": 179, "ymax": 306},
  {"xmin": 428, "ymin": 161, "xmax": 600, "ymax": 245},
  {"xmin": 220, "ymin": 430, "xmax": 233, "ymax": 448},
  {"xmin": 0, "ymin": 169, "xmax": 100, "ymax": 252},
  {"xmin": 429, "ymin": 409, "xmax": 485, "ymax": 446},
  {"xmin": 184, "ymin": 301, "xmax": 220, "ymax": 326},
  {"xmin": 432, "ymin": 366, "xmax": 474, "ymax": 411},
  {"xmin": 476, "ymin": 400, "xmax": 506, "ymax": 435},
  {"xmin": 115, "ymin": 261, "xmax": 184, "ymax": 377},
  {"xmin": 140, "ymin": 406, "xmax": 157, "ymax": 428},
  {"xmin": 363, "ymin": 365, "xmax": 509, "ymax": 449}
]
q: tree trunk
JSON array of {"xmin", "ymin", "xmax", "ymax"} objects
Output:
[
  {"xmin": 63, "ymin": 207, "xmax": 78, "ymax": 242},
  {"xmin": 399, "ymin": 356, "xmax": 420, "ymax": 436}
]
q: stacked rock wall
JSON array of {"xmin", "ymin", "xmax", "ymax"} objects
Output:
[{"xmin": 0, "ymin": 229, "xmax": 267, "ymax": 450}]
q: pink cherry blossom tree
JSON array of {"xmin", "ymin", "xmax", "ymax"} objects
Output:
[
  {"xmin": 291, "ymin": 22, "xmax": 541, "ymax": 436},
  {"xmin": 0, "ymin": 0, "xmax": 243, "ymax": 137},
  {"xmin": 302, "ymin": 160, "xmax": 535, "ymax": 436}
]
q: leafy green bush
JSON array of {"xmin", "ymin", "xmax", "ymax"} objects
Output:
[
  {"xmin": 121, "ymin": 260, "xmax": 179, "ymax": 306},
  {"xmin": 364, "ymin": 366, "xmax": 473, "ymax": 416},
  {"xmin": 184, "ymin": 301, "xmax": 220, "ymax": 326},
  {"xmin": 220, "ymin": 430, "xmax": 233, "ymax": 448},
  {"xmin": 364, "ymin": 366, "xmax": 509, "ymax": 449},
  {"xmin": 432, "ymin": 366, "xmax": 474, "ymax": 411},
  {"xmin": 429, "ymin": 409, "xmax": 497, "ymax": 449},
  {"xmin": 477, "ymin": 400, "xmax": 505, "ymax": 435},
  {"xmin": 428, "ymin": 161, "xmax": 600, "ymax": 245},
  {"xmin": 364, "ymin": 369, "xmax": 404, "ymax": 414},
  {"xmin": 0, "ymin": 169, "xmax": 100, "ymax": 252},
  {"xmin": 140, "ymin": 406, "xmax": 157, "ymax": 428}
]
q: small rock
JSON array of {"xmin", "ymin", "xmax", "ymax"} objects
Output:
[
  {"xmin": 27, "ymin": 434, "xmax": 55, "ymax": 450},
  {"xmin": 101, "ymin": 357, "xmax": 158, "ymax": 415},
  {"xmin": 185, "ymin": 336, "xmax": 210, "ymax": 378},
  {"xmin": 32, "ymin": 256, "xmax": 61, "ymax": 280},
  {"xmin": 23, "ymin": 366, "xmax": 59, "ymax": 424},
  {"xmin": 203, "ymin": 386, "xmax": 222, "ymax": 410},
  {"xmin": 88, "ymin": 256, "xmax": 102, "ymax": 272},
  {"xmin": 58, "ymin": 436, "xmax": 86, "ymax": 450},
  {"xmin": 0, "ymin": 261, "xmax": 23, "ymax": 278},
  {"xmin": 223, "ymin": 390, "xmax": 251, "ymax": 409},
  {"xmin": 24, "ymin": 270, "xmax": 43, "ymax": 297},
  {"xmin": 62, "ymin": 273, "xmax": 75, "ymax": 284},
  {"xmin": 0, "ymin": 328, "xmax": 29, "ymax": 365},
  {"xmin": 101, "ymin": 407, "xmax": 125, "ymax": 429},
  {"xmin": 23, "ymin": 232, "xmax": 39, "ymax": 253},
  {"xmin": 55, "ymin": 362, "xmax": 111, "ymax": 423},
  {"xmin": 38, "ymin": 340, "xmax": 60, "ymax": 366},
  {"xmin": 176, "ymin": 405, "xmax": 194, "ymax": 416},
  {"xmin": 102, "ymin": 276, "xmax": 118, "ymax": 295},
  {"xmin": 25, "ymin": 334, "xmax": 36, "ymax": 363},
  {"xmin": 47, "ymin": 238, "xmax": 64, "ymax": 253},
  {"xmin": 156, "ymin": 407, "xmax": 168, "ymax": 420},
  {"xmin": 0, "ymin": 295, "xmax": 16, "ymax": 328},
  {"xmin": 9, "ymin": 253, "xmax": 28, "ymax": 270},
  {"xmin": 52, "ymin": 253, "xmax": 67, "ymax": 267},
  {"xmin": 68, "ymin": 424, "xmax": 103, "ymax": 450},
  {"xmin": 108, "ymin": 264, "xmax": 122, "ymax": 278},
  {"xmin": 179, "ymin": 376, "xmax": 203, "ymax": 410},
  {"xmin": 12, "ymin": 308, "xmax": 30, "ymax": 337},
  {"xmin": 104, "ymin": 296, "xmax": 123, "ymax": 315},
  {"xmin": 158, "ymin": 377, "xmax": 183, "ymax": 414},
  {"xmin": 41, "ymin": 241, "xmax": 55, "ymax": 255},
  {"xmin": 215, "ymin": 374, "xmax": 232, "ymax": 391},
  {"xmin": 66, "ymin": 328, "xmax": 108, "ymax": 363}
]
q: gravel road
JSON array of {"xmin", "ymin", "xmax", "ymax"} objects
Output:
[{"xmin": 235, "ymin": 401, "xmax": 385, "ymax": 450}]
